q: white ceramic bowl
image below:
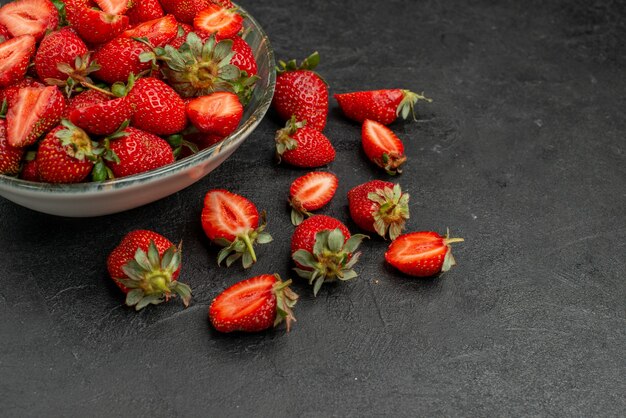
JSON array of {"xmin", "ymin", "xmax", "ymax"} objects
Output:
[{"xmin": 0, "ymin": 7, "xmax": 275, "ymax": 217}]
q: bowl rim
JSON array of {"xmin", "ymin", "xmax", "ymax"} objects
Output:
[{"xmin": 0, "ymin": 6, "xmax": 276, "ymax": 195}]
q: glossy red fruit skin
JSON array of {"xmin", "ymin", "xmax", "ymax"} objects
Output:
[
  {"xmin": 282, "ymin": 126, "xmax": 335, "ymax": 168},
  {"xmin": 347, "ymin": 180, "xmax": 394, "ymax": 233},
  {"xmin": 107, "ymin": 230, "xmax": 180, "ymax": 293},
  {"xmin": 0, "ymin": 77, "xmax": 45, "ymax": 105},
  {"xmin": 161, "ymin": 0, "xmax": 234, "ymax": 24},
  {"xmin": 0, "ymin": 0, "xmax": 58, "ymax": 42},
  {"xmin": 186, "ymin": 92, "xmax": 243, "ymax": 138},
  {"xmin": 290, "ymin": 215, "xmax": 350, "ymax": 255},
  {"xmin": 128, "ymin": 78, "xmax": 187, "ymax": 135},
  {"xmin": 167, "ymin": 22, "xmax": 194, "ymax": 49},
  {"xmin": 181, "ymin": 129, "xmax": 222, "ymax": 157},
  {"xmin": 106, "ymin": 127, "xmax": 175, "ymax": 178},
  {"xmin": 70, "ymin": 96, "xmax": 134, "ymax": 136},
  {"xmin": 121, "ymin": 14, "xmax": 178, "ymax": 48},
  {"xmin": 65, "ymin": 0, "xmax": 129, "ymax": 45},
  {"xmin": 0, "ymin": 119, "xmax": 23, "ymax": 175},
  {"xmin": 19, "ymin": 158, "xmax": 40, "ymax": 181},
  {"xmin": 127, "ymin": 0, "xmax": 165, "ymax": 25},
  {"xmin": 273, "ymin": 70, "xmax": 328, "ymax": 131},
  {"xmin": 201, "ymin": 189, "xmax": 259, "ymax": 242},
  {"xmin": 35, "ymin": 126, "xmax": 94, "ymax": 184},
  {"xmin": 335, "ymin": 90, "xmax": 404, "ymax": 125},
  {"xmin": 230, "ymin": 36, "xmax": 257, "ymax": 76},
  {"xmin": 92, "ymin": 37, "xmax": 152, "ymax": 84},
  {"xmin": 35, "ymin": 28, "xmax": 89, "ymax": 81},
  {"xmin": 65, "ymin": 90, "xmax": 109, "ymax": 115},
  {"xmin": 0, "ymin": 35, "xmax": 36, "ymax": 88}
]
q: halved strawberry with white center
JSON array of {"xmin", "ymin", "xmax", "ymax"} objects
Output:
[
  {"xmin": 0, "ymin": 35, "xmax": 35, "ymax": 88},
  {"xmin": 0, "ymin": 0, "xmax": 58, "ymax": 41},
  {"xmin": 94, "ymin": 0, "xmax": 131, "ymax": 15},
  {"xmin": 362, "ymin": 119, "xmax": 407, "ymax": 175},
  {"xmin": 385, "ymin": 230, "xmax": 464, "ymax": 277},
  {"xmin": 186, "ymin": 92, "xmax": 243, "ymax": 138},
  {"xmin": 201, "ymin": 189, "xmax": 273, "ymax": 268},
  {"xmin": 121, "ymin": 14, "xmax": 178, "ymax": 47},
  {"xmin": 193, "ymin": 4, "xmax": 243, "ymax": 40},
  {"xmin": 209, "ymin": 274, "xmax": 298, "ymax": 333},
  {"xmin": 289, "ymin": 171, "xmax": 338, "ymax": 225}
]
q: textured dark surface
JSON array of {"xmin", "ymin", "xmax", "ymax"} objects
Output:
[{"xmin": 1, "ymin": 0, "xmax": 625, "ymax": 416}]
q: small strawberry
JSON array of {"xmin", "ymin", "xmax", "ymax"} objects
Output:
[
  {"xmin": 385, "ymin": 230, "xmax": 464, "ymax": 277},
  {"xmin": 209, "ymin": 274, "xmax": 298, "ymax": 333},
  {"xmin": 201, "ymin": 189, "xmax": 273, "ymax": 268},
  {"xmin": 127, "ymin": 0, "xmax": 164, "ymax": 25},
  {"xmin": 362, "ymin": 119, "xmax": 406, "ymax": 175},
  {"xmin": 335, "ymin": 89, "xmax": 432, "ymax": 125},
  {"xmin": 273, "ymin": 52, "xmax": 328, "ymax": 131},
  {"xmin": 121, "ymin": 14, "xmax": 178, "ymax": 48},
  {"xmin": 6, "ymin": 86, "xmax": 66, "ymax": 148},
  {"xmin": 94, "ymin": 0, "xmax": 131, "ymax": 16},
  {"xmin": 186, "ymin": 92, "xmax": 242, "ymax": 138},
  {"xmin": 193, "ymin": 4, "xmax": 243, "ymax": 40},
  {"xmin": 0, "ymin": 23, "xmax": 11, "ymax": 42},
  {"xmin": 19, "ymin": 151, "xmax": 40, "ymax": 181},
  {"xmin": 106, "ymin": 126, "xmax": 175, "ymax": 177},
  {"xmin": 35, "ymin": 28, "xmax": 89, "ymax": 82},
  {"xmin": 275, "ymin": 116, "xmax": 335, "ymax": 168},
  {"xmin": 289, "ymin": 171, "xmax": 338, "ymax": 226},
  {"xmin": 68, "ymin": 91, "xmax": 134, "ymax": 136},
  {"xmin": 0, "ymin": 0, "xmax": 58, "ymax": 42},
  {"xmin": 92, "ymin": 37, "xmax": 152, "ymax": 84},
  {"xmin": 0, "ymin": 119, "xmax": 23, "ymax": 175},
  {"xmin": 348, "ymin": 180, "xmax": 409, "ymax": 240},
  {"xmin": 0, "ymin": 35, "xmax": 36, "ymax": 88},
  {"xmin": 128, "ymin": 77, "xmax": 187, "ymax": 135},
  {"xmin": 65, "ymin": 0, "xmax": 129, "ymax": 45},
  {"xmin": 107, "ymin": 230, "xmax": 192, "ymax": 311},
  {"xmin": 160, "ymin": 0, "xmax": 212, "ymax": 24},
  {"xmin": 230, "ymin": 35, "xmax": 257, "ymax": 76},
  {"xmin": 35, "ymin": 121, "xmax": 97, "ymax": 183},
  {"xmin": 291, "ymin": 215, "xmax": 367, "ymax": 295}
]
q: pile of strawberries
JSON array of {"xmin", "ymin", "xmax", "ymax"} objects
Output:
[{"xmin": 0, "ymin": 0, "xmax": 258, "ymax": 182}]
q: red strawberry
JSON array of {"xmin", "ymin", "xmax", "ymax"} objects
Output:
[
  {"xmin": 179, "ymin": 127, "xmax": 221, "ymax": 158},
  {"xmin": 167, "ymin": 22, "xmax": 194, "ymax": 49},
  {"xmin": 348, "ymin": 180, "xmax": 409, "ymax": 240},
  {"xmin": 35, "ymin": 121, "xmax": 97, "ymax": 183},
  {"xmin": 230, "ymin": 35, "xmax": 257, "ymax": 76},
  {"xmin": 68, "ymin": 93, "xmax": 133, "ymax": 136},
  {"xmin": 65, "ymin": 0, "xmax": 129, "ymax": 45},
  {"xmin": 0, "ymin": 77, "xmax": 44, "ymax": 105},
  {"xmin": 160, "ymin": 0, "xmax": 210, "ymax": 24},
  {"xmin": 107, "ymin": 230, "xmax": 192, "ymax": 310},
  {"xmin": 201, "ymin": 189, "xmax": 273, "ymax": 268},
  {"xmin": 6, "ymin": 86, "xmax": 66, "ymax": 148},
  {"xmin": 0, "ymin": 0, "xmax": 58, "ymax": 42},
  {"xmin": 0, "ymin": 35, "xmax": 36, "ymax": 88},
  {"xmin": 273, "ymin": 52, "xmax": 328, "ymax": 131},
  {"xmin": 0, "ymin": 119, "xmax": 23, "ymax": 175},
  {"xmin": 35, "ymin": 28, "xmax": 89, "ymax": 82},
  {"xmin": 193, "ymin": 4, "xmax": 242, "ymax": 40},
  {"xmin": 289, "ymin": 171, "xmax": 338, "ymax": 226},
  {"xmin": 290, "ymin": 215, "xmax": 367, "ymax": 295},
  {"xmin": 209, "ymin": 274, "xmax": 298, "ymax": 333},
  {"xmin": 92, "ymin": 37, "xmax": 152, "ymax": 84},
  {"xmin": 94, "ymin": 0, "xmax": 131, "ymax": 15},
  {"xmin": 106, "ymin": 126, "xmax": 175, "ymax": 177},
  {"xmin": 362, "ymin": 119, "xmax": 406, "ymax": 175},
  {"xmin": 186, "ymin": 92, "xmax": 242, "ymax": 138},
  {"xmin": 121, "ymin": 14, "xmax": 178, "ymax": 47},
  {"xmin": 0, "ymin": 23, "xmax": 11, "ymax": 42},
  {"xmin": 128, "ymin": 77, "xmax": 187, "ymax": 135},
  {"xmin": 19, "ymin": 152, "xmax": 40, "ymax": 181},
  {"xmin": 127, "ymin": 0, "xmax": 164, "ymax": 25},
  {"xmin": 335, "ymin": 89, "xmax": 432, "ymax": 125},
  {"xmin": 385, "ymin": 230, "xmax": 464, "ymax": 277},
  {"xmin": 275, "ymin": 117, "xmax": 335, "ymax": 168}
]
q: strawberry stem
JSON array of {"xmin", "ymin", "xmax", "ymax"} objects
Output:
[
  {"xmin": 241, "ymin": 234, "xmax": 257, "ymax": 263},
  {"xmin": 81, "ymin": 81, "xmax": 115, "ymax": 97},
  {"xmin": 444, "ymin": 238, "xmax": 465, "ymax": 245}
]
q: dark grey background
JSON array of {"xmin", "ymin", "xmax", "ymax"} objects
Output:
[{"xmin": 1, "ymin": 0, "xmax": 625, "ymax": 416}]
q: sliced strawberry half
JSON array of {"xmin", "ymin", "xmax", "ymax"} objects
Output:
[
  {"xmin": 0, "ymin": 23, "xmax": 11, "ymax": 42},
  {"xmin": 0, "ymin": 0, "xmax": 58, "ymax": 42},
  {"xmin": 362, "ymin": 119, "xmax": 407, "ymax": 175},
  {"xmin": 122, "ymin": 14, "xmax": 178, "ymax": 47},
  {"xmin": 289, "ymin": 171, "xmax": 338, "ymax": 225},
  {"xmin": 193, "ymin": 4, "xmax": 243, "ymax": 40},
  {"xmin": 0, "ymin": 35, "xmax": 35, "ymax": 88},
  {"xmin": 186, "ymin": 92, "xmax": 243, "ymax": 138},
  {"xmin": 94, "ymin": 0, "xmax": 131, "ymax": 15}
]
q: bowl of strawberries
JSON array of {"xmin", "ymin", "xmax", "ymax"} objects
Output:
[{"xmin": 0, "ymin": 0, "xmax": 275, "ymax": 217}]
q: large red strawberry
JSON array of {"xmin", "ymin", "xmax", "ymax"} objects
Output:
[
  {"xmin": 121, "ymin": 14, "xmax": 178, "ymax": 47},
  {"xmin": 275, "ymin": 116, "xmax": 335, "ymax": 167},
  {"xmin": 106, "ymin": 127, "xmax": 175, "ymax": 178},
  {"xmin": 0, "ymin": 0, "xmax": 58, "ymax": 42},
  {"xmin": 209, "ymin": 274, "xmax": 298, "ymax": 333},
  {"xmin": 92, "ymin": 37, "xmax": 152, "ymax": 84},
  {"xmin": 348, "ymin": 180, "xmax": 409, "ymax": 240},
  {"xmin": 65, "ymin": 0, "xmax": 129, "ymax": 45},
  {"xmin": 161, "ymin": 0, "xmax": 234, "ymax": 24},
  {"xmin": 107, "ymin": 230, "xmax": 192, "ymax": 310},
  {"xmin": 68, "ymin": 91, "xmax": 134, "ymax": 136},
  {"xmin": 335, "ymin": 89, "xmax": 432, "ymax": 125},
  {"xmin": 186, "ymin": 92, "xmax": 242, "ymax": 138},
  {"xmin": 273, "ymin": 52, "xmax": 328, "ymax": 131},
  {"xmin": 290, "ymin": 215, "xmax": 367, "ymax": 295},
  {"xmin": 0, "ymin": 119, "xmax": 23, "ymax": 175},
  {"xmin": 362, "ymin": 119, "xmax": 406, "ymax": 175},
  {"xmin": 128, "ymin": 77, "xmax": 187, "ymax": 135},
  {"xmin": 385, "ymin": 230, "xmax": 464, "ymax": 277},
  {"xmin": 94, "ymin": 0, "xmax": 130, "ymax": 15},
  {"xmin": 35, "ymin": 28, "xmax": 89, "ymax": 82},
  {"xmin": 193, "ymin": 3, "xmax": 242, "ymax": 40},
  {"xmin": 230, "ymin": 36, "xmax": 257, "ymax": 76},
  {"xmin": 289, "ymin": 171, "xmax": 338, "ymax": 225},
  {"xmin": 6, "ymin": 86, "xmax": 66, "ymax": 148},
  {"xmin": 201, "ymin": 189, "xmax": 272, "ymax": 269},
  {"xmin": 127, "ymin": 0, "xmax": 164, "ymax": 25},
  {"xmin": 0, "ymin": 35, "xmax": 36, "ymax": 88},
  {"xmin": 35, "ymin": 121, "xmax": 97, "ymax": 183}
]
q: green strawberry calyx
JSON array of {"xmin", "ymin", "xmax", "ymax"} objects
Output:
[
  {"xmin": 215, "ymin": 211, "xmax": 273, "ymax": 269},
  {"xmin": 272, "ymin": 274, "xmax": 299, "ymax": 331},
  {"xmin": 275, "ymin": 51, "xmax": 327, "ymax": 83},
  {"xmin": 118, "ymin": 240, "xmax": 192, "ymax": 311},
  {"xmin": 441, "ymin": 228, "xmax": 465, "ymax": 273},
  {"xmin": 379, "ymin": 151, "xmax": 407, "ymax": 176},
  {"xmin": 275, "ymin": 115, "xmax": 306, "ymax": 160},
  {"xmin": 397, "ymin": 90, "xmax": 432, "ymax": 121},
  {"xmin": 292, "ymin": 228, "xmax": 368, "ymax": 296},
  {"xmin": 367, "ymin": 183, "xmax": 410, "ymax": 240}
]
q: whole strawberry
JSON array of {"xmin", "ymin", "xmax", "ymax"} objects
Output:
[
  {"xmin": 291, "ymin": 215, "xmax": 367, "ymax": 295},
  {"xmin": 65, "ymin": 0, "xmax": 129, "ymax": 45},
  {"xmin": 67, "ymin": 90, "xmax": 134, "ymax": 136},
  {"xmin": 275, "ymin": 117, "xmax": 335, "ymax": 168},
  {"xmin": 35, "ymin": 28, "xmax": 89, "ymax": 82},
  {"xmin": 289, "ymin": 171, "xmax": 338, "ymax": 225},
  {"xmin": 362, "ymin": 119, "xmax": 406, "ymax": 175},
  {"xmin": 127, "ymin": 0, "xmax": 164, "ymax": 25},
  {"xmin": 335, "ymin": 89, "xmax": 432, "ymax": 125},
  {"xmin": 273, "ymin": 52, "xmax": 328, "ymax": 131},
  {"xmin": 385, "ymin": 230, "xmax": 464, "ymax": 277},
  {"xmin": 92, "ymin": 37, "xmax": 152, "ymax": 84},
  {"xmin": 209, "ymin": 274, "xmax": 298, "ymax": 333},
  {"xmin": 107, "ymin": 230, "xmax": 192, "ymax": 311},
  {"xmin": 0, "ymin": 35, "xmax": 36, "ymax": 88},
  {"xmin": 0, "ymin": 119, "xmax": 23, "ymax": 175},
  {"xmin": 128, "ymin": 77, "xmax": 187, "ymax": 136},
  {"xmin": 201, "ymin": 189, "xmax": 273, "ymax": 268},
  {"xmin": 348, "ymin": 180, "xmax": 409, "ymax": 240},
  {"xmin": 230, "ymin": 36, "xmax": 258, "ymax": 76},
  {"xmin": 106, "ymin": 127, "xmax": 175, "ymax": 178}
]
